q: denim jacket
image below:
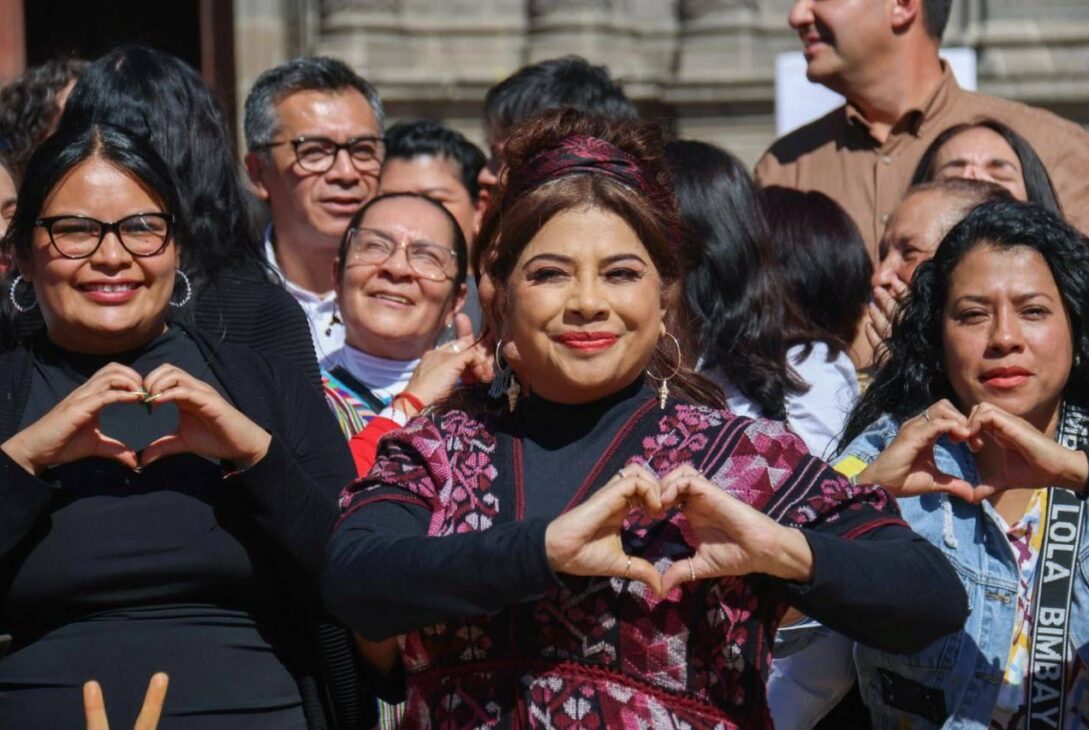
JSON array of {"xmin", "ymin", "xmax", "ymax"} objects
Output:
[{"xmin": 838, "ymin": 413, "xmax": 1089, "ymax": 729}]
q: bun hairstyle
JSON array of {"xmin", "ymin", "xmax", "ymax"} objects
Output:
[{"xmin": 477, "ymin": 108, "xmax": 723, "ymax": 409}]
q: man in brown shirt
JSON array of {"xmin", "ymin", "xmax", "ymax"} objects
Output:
[{"xmin": 756, "ymin": 0, "xmax": 1089, "ymax": 258}]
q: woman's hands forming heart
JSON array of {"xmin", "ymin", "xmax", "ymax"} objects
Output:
[
  {"xmin": 1, "ymin": 362, "xmax": 271, "ymax": 476},
  {"xmin": 857, "ymin": 399, "xmax": 1089, "ymax": 502},
  {"xmin": 544, "ymin": 464, "xmax": 816, "ymax": 597}
]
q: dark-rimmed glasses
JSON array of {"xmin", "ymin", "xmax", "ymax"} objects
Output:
[
  {"xmin": 345, "ymin": 228, "xmax": 458, "ymax": 282},
  {"xmin": 254, "ymin": 135, "xmax": 385, "ymax": 174},
  {"xmin": 35, "ymin": 213, "xmax": 175, "ymax": 259}
]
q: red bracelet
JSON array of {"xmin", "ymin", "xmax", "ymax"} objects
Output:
[{"xmin": 394, "ymin": 391, "xmax": 426, "ymax": 413}]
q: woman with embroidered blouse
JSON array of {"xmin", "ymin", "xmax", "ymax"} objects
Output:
[
  {"xmin": 774, "ymin": 201, "xmax": 1089, "ymax": 729},
  {"xmin": 322, "ymin": 110, "xmax": 968, "ymax": 728}
]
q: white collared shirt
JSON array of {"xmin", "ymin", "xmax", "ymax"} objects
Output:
[{"xmin": 264, "ymin": 227, "xmax": 345, "ymax": 361}]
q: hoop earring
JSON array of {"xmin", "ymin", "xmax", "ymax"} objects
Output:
[
  {"xmin": 647, "ymin": 332, "xmax": 682, "ymax": 410},
  {"xmin": 488, "ymin": 339, "xmax": 521, "ymax": 412},
  {"xmin": 325, "ymin": 306, "xmax": 342, "ymax": 337},
  {"xmin": 8, "ymin": 275, "xmax": 37, "ymax": 314},
  {"xmin": 170, "ymin": 270, "xmax": 192, "ymax": 308}
]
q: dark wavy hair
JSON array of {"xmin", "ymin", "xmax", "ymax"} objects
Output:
[
  {"xmin": 665, "ymin": 141, "xmax": 801, "ymax": 419},
  {"xmin": 762, "ymin": 186, "xmax": 872, "ymax": 356},
  {"xmin": 0, "ymin": 122, "xmax": 190, "ymax": 338},
  {"xmin": 335, "ymin": 191, "xmax": 468, "ymax": 292},
  {"xmin": 476, "ymin": 109, "xmax": 723, "ymax": 410},
  {"xmin": 841, "ymin": 200, "xmax": 1089, "ymax": 448},
  {"xmin": 58, "ymin": 45, "xmax": 265, "ymax": 286},
  {"xmin": 911, "ymin": 119, "xmax": 1061, "ymax": 216},
  {"xmin": 0, "ymin": 58, "xmax": 87, "ymax": 175}
]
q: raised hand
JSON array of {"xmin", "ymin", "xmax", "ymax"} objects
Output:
[
  {"xmin": 857, "ymin": 399, "xmax": 977, "ymax": 501},
  {"xmin": 1, "ymin": 362, "xmax": 144, "ymax": 475},
  {"xmin": 139, "ymin": 365, "xmax": 271, "ymax": 468},
  {"xmin": 657, "ymin": 465, "xmax": 815, "ymax": 595},
  {"xmin": 401, "ymin": 314, "xmax": 490, "ymax": 411},
  {"xmin": 864, "ymin": 278, "xmax": 909, "ymax": 355},
  {"xmin": 545, "ymin": 465, "xmax": 664, "ymax": 594},
  {"xmin": 965, "ymin": 402, "xmax": 1089, "ymax": 500},
  {"xmin": 84, "ymin": 673, "xmax": 169, "ymax": 730}
]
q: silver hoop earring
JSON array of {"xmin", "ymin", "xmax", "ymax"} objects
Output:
[
  {"xmin": 170, "ymin": 270, "xmax": 192, "ymax": 308},
  {"xmin": 489, "ymin": 339, "xmax": 521, "ymax": 412},
  {"xmin": 647, "ymin": 332, "xmax": 682, "ymax": 409},
  {"xmin": 8, "ymin": 275, "xmax": 38, "ymax": 314}
]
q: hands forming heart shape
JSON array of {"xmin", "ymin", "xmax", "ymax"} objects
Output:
[
  {"xmin": 543, "ymin": 464, "xmax": 816, "ymax": 597},
  {"xmin": 0, "ymin": 362, "xmax": 271, "ymax": 477},
  {"xmin": 857, "ymin": 399, "xmax": 1089, "ymax": 503}
]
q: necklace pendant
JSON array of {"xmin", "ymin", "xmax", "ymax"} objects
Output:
[
  {"xmin": 658, "ymin": 380, "xmax": 669, "ymax": 410},
  {"xmin": 507, "ymin": 378, "xmax": 521, "ymax": 412}
]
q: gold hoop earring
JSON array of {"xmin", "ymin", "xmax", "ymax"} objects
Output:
[{"xmin": 647, "ymin": 332, "xmax": 682, "ymax": 410}]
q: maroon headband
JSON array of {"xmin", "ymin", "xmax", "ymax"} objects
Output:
[{"xmin": 505, "ymin": 134, "xmax": 673, "ymax": 215}]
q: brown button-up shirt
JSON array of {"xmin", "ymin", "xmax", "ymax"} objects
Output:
[{"xmin": 755, "ymin": 65, "xmax": 1089, "ymax": 258}]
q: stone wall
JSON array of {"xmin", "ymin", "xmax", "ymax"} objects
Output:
[{"xmin": 234, "ymin": 0, "xmax": 1089, "ymax": 166}]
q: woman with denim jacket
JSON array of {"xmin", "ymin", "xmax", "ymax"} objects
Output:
[{"xmin": 774, "ymin": 200, "xmax": 1089, "ymax": 729}]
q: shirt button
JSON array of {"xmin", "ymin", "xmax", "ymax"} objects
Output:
[
  {"xmin": 880, "ymin": 155, "xmax": 892, "ymax": 165},
  {"xmin": 881, "ymin": 213, "xmax": 890, "ymax": 224}
]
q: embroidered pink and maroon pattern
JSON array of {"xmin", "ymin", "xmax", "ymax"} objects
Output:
[{"xmin": 341, "ymin": 403, "xmax": 902, "ymax": 728}]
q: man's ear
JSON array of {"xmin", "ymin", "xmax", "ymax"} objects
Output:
[
  {"xmin": 244, "ymin": 152, "xmax": 271, "ymax": 202},
  {"xmin": 331, "ymin": 257, "xmax": 342, "ymax": 294},
  {"xmin": 890, "ymin": 0, "xmax": 922, "ymax": 33}
]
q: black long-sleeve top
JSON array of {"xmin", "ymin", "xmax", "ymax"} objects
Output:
[
  {"xmin": 0, "ymin": 326, "xmax": 356, "ymax": 728},
  {"xmin": 325, "ymin": 381, "xmax": 968, "ymax": 659}
]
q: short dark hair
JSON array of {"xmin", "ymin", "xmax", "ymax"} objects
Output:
[
  {"xmin": 0, "ymin": 58, "xmax": 87, "ymax": 175},
  {"xmin": 335, "ymin": 192, "xmax": 468, "ymax": 292},
  {"xmin": 482, "ymin": 56, "xmax": 636, "ymax": 139},
  {"xmin": 841, "ymin": 200, "xmax": 1089, "ymax": 448},
  {"xmin": 911, "ymin": 119, "xmax": 1060, "ymax": 215},
  {"xmin": 922, "ymin": 0, "xmax": 953, "ymax": 40},
  {"xmin": 244, "ymin": 56, "xmax": 384, "ymax": 151},
  {"xmin": 2, "ymin": 122, "xmax": 187, "ymax": 270},
  {"xmin": 762, "ymin": 186, "xmax": 872, "ymax": 354},
  {"xmin": 383, "ymin": 121, "xmax": 486, "ymax": 202}
]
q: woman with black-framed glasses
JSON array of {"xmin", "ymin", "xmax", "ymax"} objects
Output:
[{"xmin": 0, "ymin": 122, "xmax": 360, "ymax": 728}]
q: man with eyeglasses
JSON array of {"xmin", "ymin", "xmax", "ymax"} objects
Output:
[{"xmin": 244, "ymin": 56, "xmax": 385, "ymax": 358}]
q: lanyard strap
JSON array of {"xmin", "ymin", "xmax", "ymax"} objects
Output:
[
  {"xmin": 328, "ymin": 365, "xmax": 389, "ymax": 414},
  {"xmin": 1026, "ymin": 404, "xmax": 1088, "ymax": 729}
]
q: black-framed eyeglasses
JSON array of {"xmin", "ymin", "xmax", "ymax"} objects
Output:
[
  {"xmin": 35, "ymin": 213, "xmax": 175, "ymax": 259},
  {"xmin": 254, "ymin": 135, "xmax": 385, "ymax": 173},
  {"xmin": 344, "ymin": 228, "xmax": 458, "ymax": 282}
]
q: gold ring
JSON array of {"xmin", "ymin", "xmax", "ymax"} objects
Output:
[
  {"xmin": 688, "ymin": 558, "xmax": 696, "ymax": 582},
  {"xmin": 624, "ymin": 555, "xmax": 632, "ymax": 579},
  {"xmin": 923, "ymin": 408, "xmax": 932, "ymax": 423}
]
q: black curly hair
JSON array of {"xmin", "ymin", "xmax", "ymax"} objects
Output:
[{"xmin": 841, "ymin": 200, "xmax": 1089, "ymax": 449}]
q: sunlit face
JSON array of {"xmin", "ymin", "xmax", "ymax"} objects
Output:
[
  {"xmin": 874, "ymin": 189, "xmax": 956, "ymax": 289},
  {"xmin": 380, "ymin": 155, "xmax": 480, "ymax": 253},
  {"xmin": 788, "ymin": 0, "xmax": 890, "ymax": 92},
  {"xmin": 335, "ymin": 196, "xmax": 465, "ymax": 361},
  {"xmin": 249, "ymin": 89, "xmax": 382, "ymax": 256},
  {"xmin": 931, "ymin": 127, "xmax": 1028, "ymax": 201},
  {"xmin": 20, "ymin": 157, "xmax": 180, "ymax": 354},
  {"xmin": 0, "ymin": 162, "xmax": 15, "ymax": 240},
  {"xmin": 942, "ymin": 245, "xmax": 1072, "ymax": 431},
  {"xmin": 504, "ymin": 206, "xmax": 665, "ymax": 404}
]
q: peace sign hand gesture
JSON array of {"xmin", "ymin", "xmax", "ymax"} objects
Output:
[{"xmin": 84, "ymin": 673, "xmax": 169, "ymax": 730}]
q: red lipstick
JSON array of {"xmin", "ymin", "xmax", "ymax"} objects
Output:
[
  {"xmin": 552, "ymin": 331, "xmax": 619, "ymax": 352},
  {"xmin": 980, "ymin": 366, "xmax": 1031, "ymax": 389}
]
